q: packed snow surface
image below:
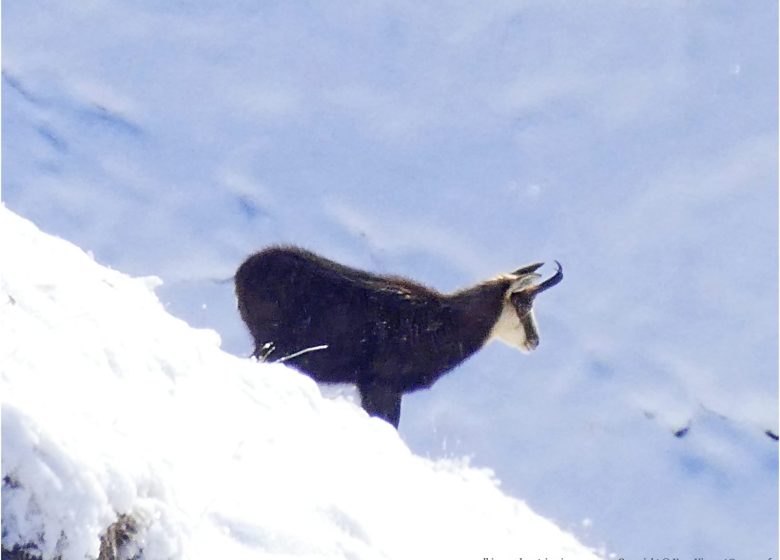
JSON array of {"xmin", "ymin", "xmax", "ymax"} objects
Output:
[{"xmin": 0, "ymin": 207, "xmax": 599, "ymax": 559}]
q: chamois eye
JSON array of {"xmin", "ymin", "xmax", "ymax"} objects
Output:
[
  {"xmin": 510, "ymin": 292, "xmax": 532, "ymax": 314},
  {"xmin": 516, "ymin": 305, "xmax": 532, "ymax": 318}
]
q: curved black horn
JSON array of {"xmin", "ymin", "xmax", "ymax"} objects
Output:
[
  {"xmin": 526, "ymin": 261, "xmax": 563, "ymax": 295},
  {"xmin": 512, "ymin": 262, "xmax": 544, "ymax": 276}
]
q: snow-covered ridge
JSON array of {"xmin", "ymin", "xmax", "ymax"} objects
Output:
[{"xmin": 0, "ymin": 207, "xmax": 598, "ymax": 559}]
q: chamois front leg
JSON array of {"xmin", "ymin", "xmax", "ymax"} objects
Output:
[{"xmin": 358, "ymin": 382, "xmax": 402, "ymax": 428}]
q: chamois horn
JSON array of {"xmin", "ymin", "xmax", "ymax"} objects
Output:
[{"xmin": 523, "ymin": 261, "xmax": 563, "ymax": 296}]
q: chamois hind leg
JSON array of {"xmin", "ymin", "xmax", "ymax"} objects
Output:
[{"xmin": 358, "ymin": 382, "xmax": 402, "ymax": 428}]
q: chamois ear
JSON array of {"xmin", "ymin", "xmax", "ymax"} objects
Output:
[
  {"xmin": 508, "ymin": 262, "xmax": 543, "ymax": 293},
  {"xmin": 511, "ymin": 262, "xmax": 544, "ymax": 276},
  {"xmin": 509, "ymin": 274, "xmax": 540, "ymax": 294}
]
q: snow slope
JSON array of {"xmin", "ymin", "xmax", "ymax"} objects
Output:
[
  {"xmin": 0, "ymin": 207, "xmax": 599, "ymax": 559},
  {"xmin": 2, "ymin": 1, "xmax": 777, "ymax": 556}
]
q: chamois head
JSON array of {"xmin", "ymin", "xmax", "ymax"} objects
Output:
[{"xmin": 490, "ymin": 261, "xmax": 563, "ymax": 353}]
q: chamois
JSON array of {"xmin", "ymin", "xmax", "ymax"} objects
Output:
[{"xmin": 235, "ymin": 246, "xmax": 562, "ymax": 428}]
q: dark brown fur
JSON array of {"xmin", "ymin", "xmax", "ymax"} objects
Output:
[{"xmin": 235, "ymin": 246, "xmax": 513, "ymax": 427}]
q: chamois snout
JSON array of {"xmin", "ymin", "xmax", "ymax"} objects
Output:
[{"xmin": 519, "ymin": 316, "xmax": 540, "ymax": 352}]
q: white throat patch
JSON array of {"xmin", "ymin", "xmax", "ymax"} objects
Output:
[{"xmin": 489, "ymin": 299, "xmax": 538, "ymax": 354}]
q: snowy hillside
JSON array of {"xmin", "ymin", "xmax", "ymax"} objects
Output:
[
  {"xmin": 0, "ymin": 207, "xmax": 600, "ymax": 559},
  {"xmin": 2, "ymin": 1, "xmax": 777, "ymax": 556}
]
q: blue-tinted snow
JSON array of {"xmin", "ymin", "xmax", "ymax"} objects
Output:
[{"xmin": 2, "ymin": 1, "xmax": 777, "ymax": 557}]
